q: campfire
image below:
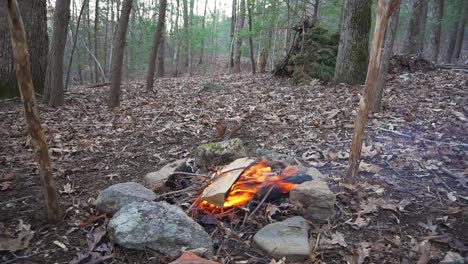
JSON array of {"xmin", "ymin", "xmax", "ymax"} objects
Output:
[{"xmin": 198, "ymin": 158, "xmax": 313, "ymax": 210}]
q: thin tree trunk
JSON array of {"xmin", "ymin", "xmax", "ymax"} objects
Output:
[
  {"xmin": 104, "ymin": 0, "xmax": 109, "ymax": 76},
  {"xmin": 6, "ymin": 0, "xmax": 60, "ymax": 223},
  {"xmin": 452, "ymin": 0, "xmax": 467, "ymax": 62},
  {"xmin": 199, "ymin": 0, "xmax": 208, "ymax": 65},
  {"xmin": 173, "ymin": 0, "xmax": 180, "ymax": 77},
  {"xmin": 146, "ymin": 0, "xmax": 168, "ymax": 91},
  {"xmin": 428, "ymin": 0, "xmax": 444, "ymax": 62},
  {"xmin": 43, "ymin": 0, "xmax": 71, "ymax": 107},
  {"xmin": 94, "ymin": 0, "xmax": 100, "ymax": 83},
  {"xmin": 247, "ymin": 0, "xmax": 256, "ymax": 74},
  {"xmin": 65, "ymin": 0, "xmax": 88, "ymax": 90},
  {"xmin": 345, "ymin": 0, "xmax": 400, "ymax": 182},
  {"xmin": 334, "ymin": 0, "xmax": 371, "ymax": 85},
  {"xmin": 156, "ymin": 33, "xmax": 165, "ymax": 77},
  {"xmin": 182, "ymin": 0, "xmax": 189, "ymax": 69},
  {"xmin": 401, "ymin": 0, "xmax": 428, "ymax": 55},
  {"xmin": 229, "ymin": 0, "xmax": 237, "ymax": 69},
  {"xmin": 188, "ymin": 0, "xmax": 194, "ymax": 76},
  {"xmin": 109, "ymin": 0, "xmax": 133, "ymax": 108},
  {"xmin": 373, "ymin": 3, "xmax": 400, "ymax": 112},
  {"xmin": 233, "ymin": 0, "xmax": 246, "ymax": 73}
]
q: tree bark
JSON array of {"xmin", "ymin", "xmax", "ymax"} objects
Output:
[
  {"xmin": 156, "ymin": 33, "xmax": 166, "ymax": 78},
  {"xmin": 401, "ymin": 0, "xmax": 428, "ymax": 55},
  {"xmin": 6, "ymin": 0, "xmax": 60, "ymax": 223},
  {"xmin": 229, "ymin": 0, "xmax": 237, "ymax": 70},
  {"xmin": 373, "ymin": 3, "xmax": 400, "ymax": 112},
  {"xmin": 247, "ymin": 0, "xmax": 256, "ymax": 74},
  {"xmin": 0, "ymin": 0, "xmax": 48, "ymax": 98},
  {"xmin": 109, "ymin": 0, "xmax": 133, "ymax": 108},
  {"xmin": 345, "ymin": 0, "xmax": 400, "ymax": 182},
  {"xmin": 199, "ymin": 0, "xmax": 208, "ymax": 65},
  {"xmin": 334, "ymin": 0, "xmax": 372, "ymax": 85},
  {"xmin": 233, "ymin": 0, "xmax": 246, "ymax": 73},
  {"xmin": 428, "ymin": 0, "xmax": 444, "ymax": 63},
  {"xmin": 43, "ymin": 0, "xmax": 71, "ymax": 107},
  {"xmin": 452, "ymin": 0, "xmax": 467, "ymax": 62},
  {"xmin": 257, "ymin": 48, "xmax": 268, "ymax": 73},
  {"xmin": 173, "ymin": 0, "xmax": 180, "ymax": 77},
  {"xmin": 146, "ymin": 0, "xmax": 168, "ymax": 91}
]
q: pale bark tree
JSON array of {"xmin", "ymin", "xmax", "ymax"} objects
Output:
[
  {"xmin": 43, "ymin": 0, "xmax": 71, "ymax": 107},
  {"xmin": 428, "ymin": 0, "xmax": 444, "ymax": 62},
  {"xmin": 6, "ymin": 0, "xmax": 60, "ymax": 223},
  {"xmin": 233, "ymin": 0, "xmax": 246, "ymax": 73},
  {"xmin": 247, "ymin": 0, "xmax": 256, "ymax": 74},
  {"xmin": 146, "ymin": 0, "xmax": 168, "ymax": 91},
  {"xmin": 452, "ymin": 0, "xmax": 467, "ymax": 62},
  {"xmin": 173, "ymin": 0, "xmax": 181, "ymax": 76},
  {"xmin": 401, "ymin": 0, "xmax": 428, "ymax": 55},
  {"xmin": 373, "ymin": 3, "xmax": 400, "ymax": 112},
  {"xmin": 334, "ymin": 0, "xmax": 372, "ymax": 85},
  {"xmin": 257, "ymin": 48, "xmax": 267, "ymax": 73},
  {"xmin": 0, "ymin": 0, "xmax": 48, "ymax": 98},
  {"xmin": 199, "ymin": 0, "xmax": 208, "ymax": 65},
  {"xmin": 109, "ymin": 0, "xmax": 133, "ymax": 108},
  {"xmin": 345, "ymin": 0, "xmax": 400, "ymax": 182}
]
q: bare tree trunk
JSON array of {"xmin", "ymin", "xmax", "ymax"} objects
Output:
[
  {"xmin": 94, "ymin": 0, "xmax": 100, "ymax": 83},
  {"xmin": 199, "ymin": 0, "xmax": 208, "ymax": 65},
  {"xmin": 428, "ymin": 0, "xmax": 444, "ymax": 63},
  {"xmin": 401, "ymin": 0, "xmax": 428, "ymax": 55},
  {"xmin": 0, "ymin": 0, "xmax": 48, "ymax": 98},
  {"xmin": 6, "ymin": 0, "xmax": 59, "ymax": 223},
  {"xmin": 146, "ymin": 0, "xmax": 168, "ymax": 91},
  {"xmin": 66, "ymin": 0, "xmax": 88, "ymax": 90},
  {"xmin": 109, "ymin": 0, "xmax": 133, "ymax": 108},
  {"xmin": 312, "ymin": 0, "xmax": 320, "ymax": 22},
  {"xmin": 229, "ymin": 0, "xmax": 237, "ymax": 70},
  {"xmin": 43, "ymin": 0, "xmax": 71, "ymax": 107},
  {"xmin": 247, "ymin": 0, "xmax": 256, "ymax": 74},
  {"xmin": 373, "ymin": 3, "xmax": 400, "ymax": 113},
  {"xmin": 345, "ymin": 0, "xmax": 400, "ymax": 183},
  {"xmin": 182, "ymin": 0, "xmax": 189, "ymax": 69},
  {"xmin": 173, "ymin": 0, "xmax": 180, "ymax": 77},
  {"xmin": 257, "ymin": 48, "xmax": 267, "ymax": 73},
  {"xmin": 334, "ymin": 0, "xmax": 372, "ymax": 85},
  {"xmin": 233, "ymin": 0, "xmax": 246, "ymax": 73},
  {"xmin": 188, "ymin": 0, "xmax": 194, "ymax": 76},
  {"xmin": 156, "ymin": 33, "xmax": 165, "ymax": 78},
  {"xmin": 452, "ymin": 0, "xmax": 467, "ymax": 62}
]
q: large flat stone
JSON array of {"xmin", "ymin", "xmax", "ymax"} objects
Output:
[
  {"xmin": 96, "ymin": 182, "xmax": 156, "ymax": 214},
  {"xmin": 289, "ymin": 180, "xmax": 335, "ymax": 223}
]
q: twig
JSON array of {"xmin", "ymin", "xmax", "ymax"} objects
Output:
[
  {"xmin": 312, "ymin": 233, "xmax": 321, "ymax": 252},
  {"xmin": 168, "ymin": 171, "xmax": 209, "ymax": 177},
  {"xmin": 248, "ymin": 185, "xmax": 274, "ymax": 220},
  {"xmin": 0, "ymin": 195, "xmax": 33, "ymax": 206},
  {"xmin": 1, "ymin": 252, "xmax": 40, "ymax": 264},
  {"xmin": 440, "ymin": 167, "xmax": 460, "ymax": 179},
  {"xmin": 380, "ymin": 128, "xmax": 468, "ymax": 147},
  {"xmin": 156, "ymin": 186, "xmax": 196, "ymax": 198}
]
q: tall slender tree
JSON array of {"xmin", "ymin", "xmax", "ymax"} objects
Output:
[
  {"xmin": 401, "ymin": 0, "xmax": 428, "ymax": 55},
  {"xmin": 247, "ymin": 0, "xmax": 256, "ymax": 74},
  {"xmin": 109, "ymin": 0, "xmax": 133, "ymax": 107},
  {"xmin": 452, "ymin": 0, "xmax": 467, "ymax": 62},
  {"xmin": 94, "ymin": 0, "xmax": 100, "ymax": 83},
  {"xmin": 146, "ymin": 0, "xmax": 168, "ymax": 91},
  {"xmin": 43, "ymin": 0, "xmax": 72, "ymax": 107},
  {"xmin": 334, "ymin": 0, "xmax": 372, "ymax": 85},
  {"xmin": 428, "ymin": 0, "xmax": 444, "ymax": 62},
  {"xmin": 233, "ymin": 0, "xmax": 246, "ymax": 73}
]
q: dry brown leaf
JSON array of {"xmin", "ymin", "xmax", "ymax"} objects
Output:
[
  {"xmin": 359, "ymin": 162, "xmax": 382, "ymax": 174},
  {"xmin": 0, "ymin": 220, "xmax": 34, "ymax": 252}
]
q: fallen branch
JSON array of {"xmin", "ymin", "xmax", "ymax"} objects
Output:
[{"xmin": 379, "ymin": 128, "xmax": 468, "ymax": 147}]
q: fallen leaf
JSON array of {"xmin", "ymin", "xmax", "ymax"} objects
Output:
[
  {"xmin": 418, "ymin": 219, "xmax": 438, "ymax": 233},
  {"xmin": 0, "ymin": 172, "xmax": 15, "ymax": 181},
  {"xmin": 1, "ymin": 181, "xmax": 12, "ymax": 191},
  {"xmin": 0, "ymin": 220, "xmax": 34, "ymax": 252},
  {"xmin": 359, "ymin": 162, "xmax": 382, "ymax": 174},
  {"xmin": 169, "ymin": 251, "xmax": 220, "ymax": 264},
  {"xmin": 447, "ymin": 192, "xmax": 457, "ymax": 202},
  {"xmin": 53, "ymin": 240, "xmax": 68, "ymax": 251},
  {"xmin": 357, "ymin": 242, "xmax": 371, "ymax": 264},
  {"xmin": 331, "ymin": 232, "xmax": 348, "ymax": 247},
  {"xmin": 440, "ymin": 251, "xmax": 464, "ymax": 264},
  {"xmin": 60, "ymin": 182, "xmax": 76, "ymax": 194}
]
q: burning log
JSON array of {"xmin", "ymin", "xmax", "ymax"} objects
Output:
[{"xmin": 201, "ymin": 158, "xmax": 256, "ymax": 208}]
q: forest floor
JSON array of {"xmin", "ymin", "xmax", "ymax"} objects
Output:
[{"xmin": 0, "ymin": 69, "xmax": 467, "ymax": 263}]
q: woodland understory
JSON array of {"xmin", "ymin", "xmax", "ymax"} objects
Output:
[{"xmin": 0, "ymin": 67, "xmax": 467, "ymax": 263}]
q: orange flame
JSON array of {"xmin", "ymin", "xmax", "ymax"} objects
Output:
[{"xmin": 203, "ymin": 160, "xmax": 300, "ymax": 209}]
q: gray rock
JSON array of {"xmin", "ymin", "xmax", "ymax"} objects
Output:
[
  {"xmin": 306, "ymin": 167, "xmax": 326, "ymax": 180},
  {"xmin": 108, "ymin": 201, "xmax": 213, "ymax": 256},
  {"xmin": 253, "ymin": 216, "xmax": 311, "ymax": 261},
  {"xmin": 289, "ymin": 180, "xmax": 335, "ymax": 223},
  {"xmin": 144, "ymin": 159, "xmax": 188, "ymax": 189},
  {"xmin": 194, "ymin": 138, "xmax": 246, "ymax": 168},
  {"xmin": 96, "ymin": 182, "xmax": 156, "ymax": 214},
  {"xmin": 254, "ymin": 149, "xmax": 297, "ymax": 164}
]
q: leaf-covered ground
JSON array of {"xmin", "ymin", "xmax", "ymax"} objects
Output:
[{"xmin": 0, "ymin": 69, "xmax": 467, "ymax": 263}]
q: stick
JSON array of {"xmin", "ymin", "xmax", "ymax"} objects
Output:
[
  {"xmin": 248, "ymin": 185, "xmax": 274, "ymax": 219},
  {"xmin": 1, "ymin": 252, "xmax": 40, "ymax": 264},
  {"xmin": 6, "ymin": 0, "xmax": 60, "ymax": 223},
  {"xmin": 0, "ymin": 195, "xmax": 33, "ymax": 206}
]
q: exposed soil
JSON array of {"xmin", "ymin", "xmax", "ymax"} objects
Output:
[{"xmin": 0, "ymin": 69, "xmax": 467, "ymax": 263}]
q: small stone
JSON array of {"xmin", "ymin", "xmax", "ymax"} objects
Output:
[
  {"xmin": 108, "ymin": 201, "xmax": 213, "ymax": 256},
  {"xmin": 194, "ymin": 138, "xmax": 246, "ymax": 168},
  {"xmin": 306, "ymin": 167, "xmax": 326, "ymax": 180},
  {"xmin": 253, "ymin": 216, "xmax": 311, "ymax": 261},
  {"xmin": 95, "ymin": 182, "xmax": 156, "ymax": 214},
  {"xmin": 144, "ymin": 159, "xmax": 188, "ymax": 189},
  {"xmin": 289, "ymin": 180, "xmax": 335, "ymax": 223}
]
